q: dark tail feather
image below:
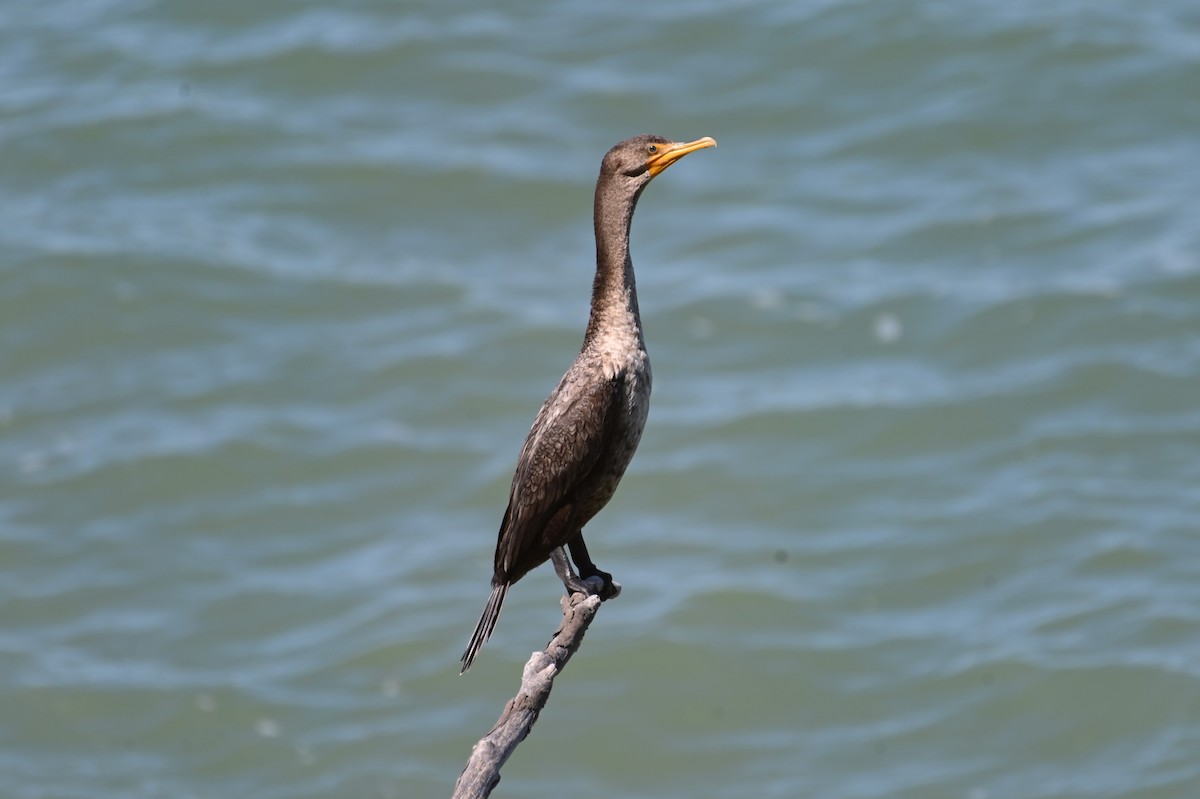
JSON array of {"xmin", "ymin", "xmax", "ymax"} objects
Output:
[{"xmin": 460, "ymin": 583, "xmax": 508, "ymax": 674}]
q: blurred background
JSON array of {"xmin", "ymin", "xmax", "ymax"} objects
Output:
[{"xmin": 3, "ymin": 1, "xmax": 1199, "ymax": 797}]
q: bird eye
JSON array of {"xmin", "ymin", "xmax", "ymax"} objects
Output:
[{"xmin": 647, "ymin": 144, "xmax": 658, "ymax": 154}]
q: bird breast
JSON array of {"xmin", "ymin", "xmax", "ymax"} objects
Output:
[{"xmin": 589, "ymin": 301, "xmax": 649, "ymax": 382}]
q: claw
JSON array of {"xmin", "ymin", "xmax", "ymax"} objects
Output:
[{"xmin": 583, "ymin": 573, "xmax": 621, "ymax": 600}]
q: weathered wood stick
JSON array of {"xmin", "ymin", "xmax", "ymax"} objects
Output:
[{"xmin": 451, "ymin": 591, "xmax": 604, "ymax": 799}]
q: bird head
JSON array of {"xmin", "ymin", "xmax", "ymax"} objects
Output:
[{"xmin": 600, "ymin": 134, "xmax": 717, "ymax": 186}]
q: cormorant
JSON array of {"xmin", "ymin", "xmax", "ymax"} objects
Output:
[{"xmin": 460, "ymin": 134, "xmax": 716, "ymax": 673}]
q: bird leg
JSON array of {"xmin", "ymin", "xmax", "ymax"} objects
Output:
[
  {"xmin": 550, "ymin": 545, "xmax": 622, "ymax": 599},
  {"xmin": 568, "ymin": 534, "xmax": 622, "ymax": 599},
  {"xmin": 550, "ymin": 546, "xmax": 594, "ymax": 595}
]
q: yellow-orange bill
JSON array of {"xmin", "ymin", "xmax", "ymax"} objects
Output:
[{"xmin": 647, "ymin": 136, "xmax": 717, "ymax": 176}]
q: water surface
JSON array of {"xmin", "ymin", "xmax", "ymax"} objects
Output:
[{"xmin": 3, "ymin": 1, "xmax": 1200, "ymax": 797}]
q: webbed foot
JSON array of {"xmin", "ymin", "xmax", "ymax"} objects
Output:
[
  {"xmin": 580, "ymin": 569, "xmax": 621, "ymax": 600},
  {"xmin": 552, "ymin": 547, "xmax": 621, "ymax": 599}
]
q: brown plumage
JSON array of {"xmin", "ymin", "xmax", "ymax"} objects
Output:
[{"xmin": 460, "ymin": 134, "xmax": 716, "ymax": 673}]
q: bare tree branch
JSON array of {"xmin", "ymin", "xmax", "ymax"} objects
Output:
[{"xmin": 451, "ymin": 591, "xmax": 604, "ymax": 799}]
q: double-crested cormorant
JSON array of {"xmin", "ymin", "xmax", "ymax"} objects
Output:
[{"xmin": 460, "ymin": 134, "xmax": 716, "ymax": 673}]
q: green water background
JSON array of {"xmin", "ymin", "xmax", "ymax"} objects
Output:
[{"xmin": 3, "ymin": 1, "xmax": 1200, "ymax": 797}]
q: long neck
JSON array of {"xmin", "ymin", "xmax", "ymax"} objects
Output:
[{"xmin": 584, "ymin": 179, "xmax": 644, "ymax": 346}]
